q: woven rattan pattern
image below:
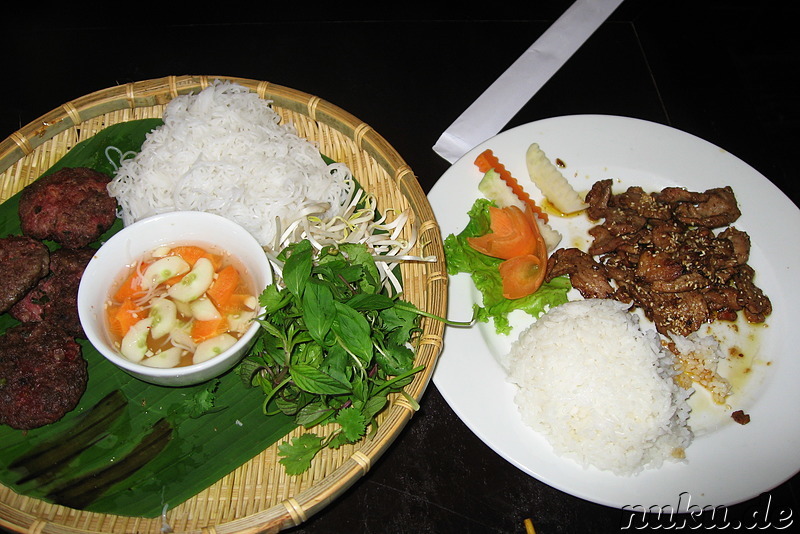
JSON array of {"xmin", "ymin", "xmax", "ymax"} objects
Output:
[{"xmin": 0, "ymin": 75, "xmax": 447, "ymax": 534}]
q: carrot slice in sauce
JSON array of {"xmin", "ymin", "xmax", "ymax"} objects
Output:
[
  {"xmin": 107, "ymin": 297, "xmax": 143, "ymax": 338},
  {"xmin": 207, "ymin": 265, "xmax": 240, "ymax": 309},
  {"xmin": 113, "ymin": 262, "xmax": 150, "ymax": 302},
  {"xmin": 191, "ymin": 316, "xmax": 229, "ymax": 343},
  {"xmin": 169, "ymin": 246, "xmax": 222, "ymax": 270}
]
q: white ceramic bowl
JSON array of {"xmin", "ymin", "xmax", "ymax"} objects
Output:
[{"xmin": 78, "ymin": 211, "xmax": 271, "ymax": 387}]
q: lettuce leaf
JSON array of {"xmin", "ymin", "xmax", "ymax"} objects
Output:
[{"xmin": 443, "ymin": 198, "xmax": 571, "ymax": 335}]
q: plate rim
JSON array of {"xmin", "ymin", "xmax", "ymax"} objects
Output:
[{"xmin": 429, "ymin": 113, "xmax": 800, "ymax": 511}]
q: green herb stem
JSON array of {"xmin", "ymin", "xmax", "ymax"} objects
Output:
[{"xmin": 393, "ymin": 301, "xmax": 476, "ymax": 327}]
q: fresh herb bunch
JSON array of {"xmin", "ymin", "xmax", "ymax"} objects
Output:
[{"xmin": 239, "ymin": 239, "xmax": 450, "ymax": 475}]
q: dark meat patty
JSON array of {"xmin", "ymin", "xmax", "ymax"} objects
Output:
[
  {"xmin": 10, "ymin": 247, "xmax": 96, "ymax": 337},
  {"xmin": 0, "ymin": 235, "xmax": 50, "ymax": 314},
  {"xmin": 0, "ymin": 322, "xmax": 87, "ymax": 430},
  {"xmin": 18, "ymin": 167, "xmax": 117, "ymax": 249}
]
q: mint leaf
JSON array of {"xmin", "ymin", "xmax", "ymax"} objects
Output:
[{"xmin": 289, "ymin": 364, "xmax": 352, "ymax": 395}]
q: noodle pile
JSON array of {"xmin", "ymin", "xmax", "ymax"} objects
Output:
[{"xmin": 107, "ymin": 81, "xmax": 354, "ymax": 247}]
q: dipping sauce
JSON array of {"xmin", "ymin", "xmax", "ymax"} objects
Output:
[{"xmin": 105, "ymin": 244, "xmax": 258, "ymax": 368}]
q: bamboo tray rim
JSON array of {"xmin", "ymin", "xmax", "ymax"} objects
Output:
[{"xmin": 0, "ymin": 74, "xmax": 448, "ymax": 534}]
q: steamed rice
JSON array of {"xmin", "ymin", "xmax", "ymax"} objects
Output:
[
  {"xmin": 500, "ymin": 299, "xmax": 693, "ymax": 476},
  {"xmin": 670, "ymin": 332, "xmax": 731, "ymax": 405},
  {"xmin": 107, "ymin": 81, "xmax": 354, "ymax": 247}
]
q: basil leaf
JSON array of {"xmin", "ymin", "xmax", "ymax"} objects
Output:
[
  {"xmin": 295, "ymin": 340, "xmax": 324, "ymax": 367},
  {"xmin": 302, "ymin": 281, "xmax": 336, "ymax": 345},
  {"xmin": 246, "ymin": 238, "xmax": 430, "ymax": 477},
  {"xmin": 321, "ymin": 344, "xmax": 349, "ymax": 376},
  {"xmin": 332, "ymin": 301, "xmax": 373, "ymax": 364},
  {"xmin": 346, "ymin": 293, "xmax": 394, "ymax": 311},
  {"xmin": 282, "ymin": 240, "xmax": 313, "ymax": 298}
]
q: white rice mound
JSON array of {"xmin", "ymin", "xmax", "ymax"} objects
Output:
[
  {"xmin": 500, "ymin": 299, "xmax": 693, "ymax": 476},
  {"xmin": 107, "ymin": 81, "xmax": 354, "ymax": 247}
]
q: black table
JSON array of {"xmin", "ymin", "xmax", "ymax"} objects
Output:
[{"xmin": 3, "ymin": 1, "xmax": 798, "ymax": 532}]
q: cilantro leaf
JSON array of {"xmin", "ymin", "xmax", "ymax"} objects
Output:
[
  {"xmin": 278, "ymin": 434, "xmax": 325, "ymax": 475},
  {"xmin": 334, "ymin": 406, "xmax": 368, "ymax": 442},
  {"xmin": 184, "ymin": 379, "xmax": 221, "ymax": 419}
]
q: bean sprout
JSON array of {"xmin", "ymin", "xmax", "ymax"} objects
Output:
[{"xmin": 263, "ymin": 186, "xmax": 435, "ymax": 295}]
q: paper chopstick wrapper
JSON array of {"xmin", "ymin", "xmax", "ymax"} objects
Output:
[{"xmin": 433, "ymin": 0, "xmax": 625, "ymax": 164}]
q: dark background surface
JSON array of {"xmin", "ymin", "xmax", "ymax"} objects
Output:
[{"xmin": 2, "ymin": 1, "xmax": 798, "ymax": 532}]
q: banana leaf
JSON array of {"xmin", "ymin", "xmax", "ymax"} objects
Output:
[{"xmin": 0, "ymin": 120, "xmax": 297, "ymax": 518}]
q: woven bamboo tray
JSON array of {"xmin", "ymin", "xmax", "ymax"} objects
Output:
[{"xmin": 0, "ymin": 75, "xmax": 447, "ymax": 534}]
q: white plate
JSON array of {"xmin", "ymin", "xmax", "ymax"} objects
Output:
[{"xmin": 428, "ymin": 115, "xmax": 800, "ymax": 511}]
